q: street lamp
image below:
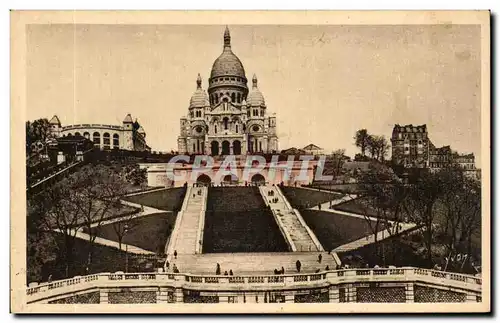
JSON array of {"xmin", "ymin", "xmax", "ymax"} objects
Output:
[{"xmin": 124, "ymin": 224, "xmax": 129, "ymax": 273}]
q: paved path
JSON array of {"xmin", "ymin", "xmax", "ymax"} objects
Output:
[
  {"xmin": 332, "ymin": 222, "xmax": 417, "ymax": 253},
  {"xmin": 309, "ymin": 193, "xmax": 358, "ymax": 210},
  {"xmin": 166, "ymin": 186, "xmax": 207, "ymax": 257},
  {"xmin": 259, "ymin": 186, "xmax": 323, "ymax": 252},
  {"xmin": 54, "ymin": 228, "xmax": 155, "ymax": 255},
  {"xmin": 306, "ymin": 196, "xmax": 417, "ymax": 253},
  {"xmin": 89, "ymin": 200, "xmax": 169, "ymax": 228},
  {"xmin": 166, "ymin": 252, "xmax": 339, "ymax": 276}
]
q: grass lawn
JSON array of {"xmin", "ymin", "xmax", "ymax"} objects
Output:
[
  {"xmin": 301, "ymin": 210, "xmax": 387, "ymax": 251},
  {"xmin": 281, "ymin": 187, "xmax": 344, "ymax": 209},
  {"xmin": 122, "ymin": 187, "xmax": 186, "ymax": 211},
  {"xmin": 88, "ymin": 212, "xmax": 176, "ymax": 254},
  {"xmin": 203, "ymin": 210, "xmax": 289, "ymax": 253},
  {"xmin": 28, "ymin": 232, "xmax": 161, "ymax": 284}
]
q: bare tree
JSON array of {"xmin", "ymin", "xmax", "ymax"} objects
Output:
[
  {"xmin": 111, "ymin": 208, "xmax": 142, "ymax": 251},
  {"xmin": 354, "ymin": 129, "xmax": 370, "ymax": 156},
  {"xmin": 403, "ymin": 172, "xmax": 443, "ymax": 267}
]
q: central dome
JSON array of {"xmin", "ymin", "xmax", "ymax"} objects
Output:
[{"xmin": 209, "ymin": 26, "xmax": 246, "ymax": 79}]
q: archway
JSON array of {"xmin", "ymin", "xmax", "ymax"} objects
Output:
[
  {"xmin": 221, "ymin": 140, "xmax": 230, "ymax": 155},
  {"xmin": 196, "ymin": 174, "xmax": 212, "ymax": 186},
  {"xmin": 233, "ymin": 140, "xmax": 242, "ymax": 155},
  {"xmin": 211, "ymin": 141, "xmax": 219, "ymax": 156},
  {"xmin": 223, "ymin": 174, "xmax": 238, "ymax": 185},
  {"xmin": 251, "ymin": 173, "xmax": 266, "ymax": 185}
]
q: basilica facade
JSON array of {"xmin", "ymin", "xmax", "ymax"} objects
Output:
[{"xmin": 178, "ymin": 27, "xmax": 279, "ymax": 155}]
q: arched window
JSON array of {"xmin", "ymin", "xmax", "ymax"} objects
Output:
[
  {"xmin": 235, "ymin": 124, "xmax": 239, "ymax": 133},
  {"xmin": 214, "ymin": 125, "xmax": 217, "ymax": 134},
  {"xmin": 113, "ymin": 134, "xmax": 119, "ymax": 148},
  {"xmin": 223, "ymin": 117, "xmax": 229, "ymax": 130},
  {"xmin": 67, "ymin": 133, "xmax": 72, "ymax": 137},
  {"xmin": 260, "ymin": 109, "xmax": 264, "ymax": 117},
  {"xmin": 231, "ymin": 93, "xmax": 236, "ymax": 103},
  {"xmin": 75, "ymin": 132, "xmax": 81, "ymax": 137},
  {"xmin": 83, "ymin": 132, "xmax": 90, "ymax": 140},
  {"xmin": 237, "ymin": 93, "xmax": 241, "ymax": 103},
  {"xmin": 93, "ymin": 132, "xmax": 100, "ymax": 146},
  {"xmin": 103, "ymin": 133, "xmax": 110, "ymax": 149}
]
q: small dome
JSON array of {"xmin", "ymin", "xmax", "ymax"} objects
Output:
[
  {"xmin": 190, "ymin": 74, "xmax": 209, "ymax": 108},
  {"xmin": 247, "ymin": 74, "xmax": 265, "ymax": 106}
]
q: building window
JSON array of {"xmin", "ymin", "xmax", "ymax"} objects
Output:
[
  {"xmin": 214, "ymin": 125, "xmax": 217, "ymax": 134},
  {"xmin": 113, "ymin": 134, "xmax": 119, "ymax": 148},
  {"xmin": 231, "ymin": 93, "xmax": 236, "ymax": 103},
  {"xmin": 75, "ymin": 132, "xmax": 81, "ymax": 136},
  {"xmin": 235, "ymin": 124, "xmax": 238, "ymax": 133},
  {"xmin": 93, "ymin": 132, "xmax": 100, "ymax": 146},
  {"xmin": 103, "ymin": 133, "xmax": 110, "ymax": 149},
  {"xmin": 223, "ymin": 117, "xmax": 229, "ymax": 130},
  {"xmin": 260, "ymin": 109, "xmax": 264, "ymax": 117},
  {"xmin": 237, "ymin": 93, "xmax": 241, "ymax": 103}
]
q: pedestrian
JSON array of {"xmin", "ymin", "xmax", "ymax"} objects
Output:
[
  {"xmin": 229, "ymin": 270, "xmax": 233, "ymax": 276},
  {"xmin": 166, "ymin": 261, "xmax": 170, "ymax": 269},
  {"xmin": 318, "ymin": 203, "xmax": 321, "ymax": 210},
  {"xmin": 224, "ymin": 271, "xmax": 228, "ymax": 276},
  {"xmin": 174, "ymin": 250, "xmax": 178, "ymax": 259},
  {"xmin": 48, "ymin": 274, "xmax": 53, "ymax": 284},
  {"xmin": 325, "ymin": 265, "xmax": 330, "ymax": 271},
  {"xmin": 281, "ymin": 266, "xmax": 285, "ymax": 275},
  {"xmin": 296, "ymin": 260, "xmax": 301, "ymax": 273},
  {"xmin": 274, "ymin": 269, "xmax": 278, "ymax": 275},
  {"xmin": 318, "ymin": 254, "xmax": 322, "ymax": 263},
  {"xmin": 216, "ymin": 263, "xmax": 221, "ymax": 275}
]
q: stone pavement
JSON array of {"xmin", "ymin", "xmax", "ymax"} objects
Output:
[
  {"xmin": 166, "ymin": 186, "xmax": 207, "ymax": 257},
  {"xmin": 259, "ymin": 186, "xmax": 323, "ymax": 252},
  {"xmin": 166, "ymin": 252, "xmax": 339, "ymax": 276}
]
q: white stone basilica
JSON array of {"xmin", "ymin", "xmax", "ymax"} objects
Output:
[{"xmin": 178, "ymin": 27, "xmax": 278, "ymax": 155}]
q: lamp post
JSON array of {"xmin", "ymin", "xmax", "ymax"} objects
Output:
[{"xmin": 124, "ymin": 224, "xmax": 129, "ymax": 273}]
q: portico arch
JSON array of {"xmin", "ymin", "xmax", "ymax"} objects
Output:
[
  {"xmin": 196, "ymin": 174, "xmax": 212, "ymax": 186},
  {"xmin": 251, "ymin": 173, "xmax": 266, "ymax": 185},
  {"xmin": 233, "ymin": 140, "xmax": 242, "ymax": 155},
  {"xmin": 211, "ymin": 141, "xmax": 219, "ymax": 156},
  {"xmin": 221, "ymin": 140, "xmax": 230, "ymax": 155}
]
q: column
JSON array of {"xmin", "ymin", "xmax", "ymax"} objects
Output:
[
  {"xmin": 348, "ymin": 284, "xmax": 357, "ymax": 302},
  {"xmin": 157, "ymin": 288, "xmax": 172, "ymax": 303},
  {"xmin": 405, "ymin": 283, "xmax": 414, "ymax": 303},
  {"xmin": 466, "ymin": 293, "xmax": 478, "ymax": 303},
  {"xmin": 329, "ymin": 286, "xmax": 340, "ymax": 303},
  {"xmin": 174, "ymin": 288, "xmax": 184, "ymax": 303},
  {"xmin": 99, "ymin": 290, "xmax": 109, "ymax": 304}
]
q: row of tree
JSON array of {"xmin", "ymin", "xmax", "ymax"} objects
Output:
[
  {"xmin": 27, "ymin": 164, "xmax": 144, "ymax": 282},
  {"xmin": 354, "ymin": 129, "xmax": 390, "ymax": 162},
  {"xmin": 357, "ymin": 167, "xmax": 481, "ymax": 271}
]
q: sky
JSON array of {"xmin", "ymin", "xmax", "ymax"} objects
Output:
[{"xmin": 26, "ymin": 24, "xmax": 482, "ymax": 164}]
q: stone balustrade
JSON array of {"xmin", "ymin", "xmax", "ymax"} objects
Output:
[{"xmin": 26, "ymin": 267, "xmax": 482, "ymax": 304}]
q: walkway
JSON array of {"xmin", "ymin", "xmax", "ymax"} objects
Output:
[
  {"xmin": 53, "ymin": 228, "xmax": 155, "ymax": 255},
  {"xmin": 333, "ymin": 222, "xmax": 417, "ymax": 253},
  {"xmin": 89, "ymin": 200, "xmax": 169, "ymax": 228},
  {"xmin": 166, "ymin": 186, "xmax": 207, "ymax": 257},
  {"xmin": 259, "ymin": 186, "xmax": 323, "ymax": 252},
  {"xmin": 309, "ymin": 193, "xmax": 358, "ymax": 210},
  {"xmin": 309, "ymin": 202, "xmax": 418, "ymax": 253},
  {"xmin": 167, "ymin": 252, "xmax": 339, "ymax": 276}
]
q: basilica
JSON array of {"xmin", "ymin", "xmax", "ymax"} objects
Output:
[{"xmin": 178, "ymin": 27, "xmax": 279, "ymax": 155}]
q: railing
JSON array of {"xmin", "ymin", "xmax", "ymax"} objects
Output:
[
  {"xmin": 26, "ymin": 267, "xmax": 482, "ymax": 303},
  {"xmin": 62, "ymin": 124, "xmax": 123, "ymax": 131}
]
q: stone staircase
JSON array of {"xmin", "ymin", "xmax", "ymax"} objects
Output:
[
  {"xmin": 167, "ymin": 186, "xmax": 207, "ymax": 256},
  {"xmin": 259, "ymin": 186, "xmax": 323, "ymax": 252},
  {"xmin": 168, "ymin": 252, "xmax": 339, "ymax": 276}
]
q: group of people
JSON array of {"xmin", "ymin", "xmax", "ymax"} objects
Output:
[
  {"xmin": 215, "ymin": 263, "xmax": 234, "ymax": 276},
  {"xmin": 165, "ymin": 261, "xmax": 179, "ymax": 273}
]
